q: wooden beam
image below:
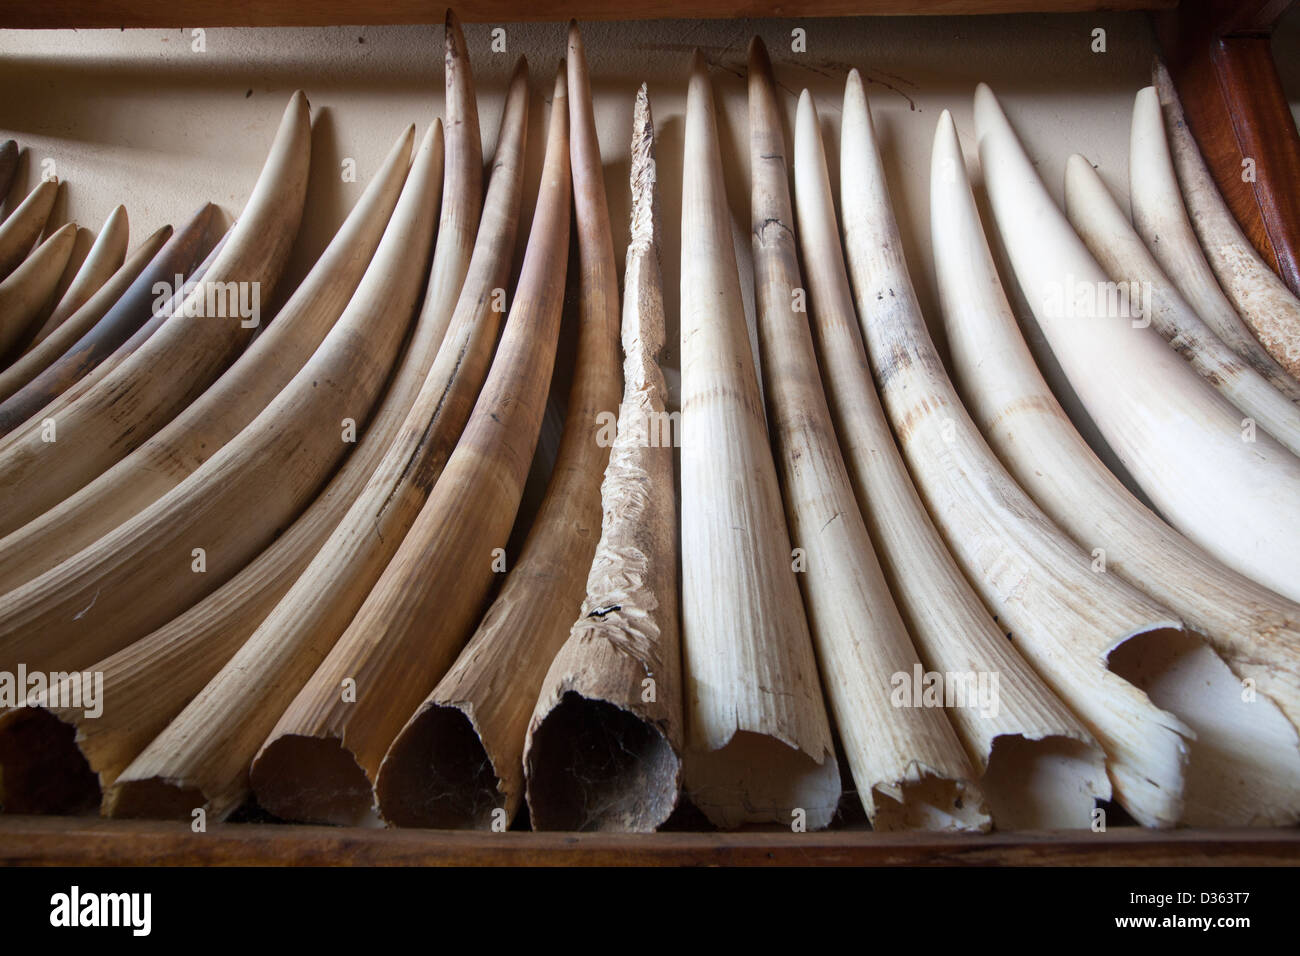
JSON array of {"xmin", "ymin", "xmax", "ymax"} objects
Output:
[
  {"xmin": 1156, "ymin": 0, "xmax": 1300, "ymax": 297},
  {"xmin": 0, "ymin": 1, "xmax": 1176, "ymax": 31},
  {"xmin": 0, "ymin": 816, "xmax": 1296, "ymax": 866}
]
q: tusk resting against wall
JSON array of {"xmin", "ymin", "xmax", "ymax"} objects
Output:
[
  {"xmin": 934, "ymin": 108, "xmax": 1300, "ymax": 827},
  {"xmin": 0, "ymin": 179, "xmax": 59, "ymax": 282},
  {"xmin": 0, "ymin": 222, "xmax": 78, "ymax": 362},
  {"xmin": 25, "ymin": 205, "xmax": 129, "ymax": 351},
  {"xmin": 678, "ymin": 51, "xmax": 840, "ymax": 831},
  {"xmin": 376, "ymin": 23, "xmax": 622, "ymax": 832},
  {"xmin": 521, "ymin": 82, "xmax": 684, "ymax": 834},
  {"xmin": 1152, "ymin": 62, "xmax": 1300, "ymax": 383},
  {"xmin": 239, "ymin": 62, "xmax": 572, "ymax": 827},
  {"xmin": 975, "ymin": 83, "xmax": 1300, "ymax": 608}
]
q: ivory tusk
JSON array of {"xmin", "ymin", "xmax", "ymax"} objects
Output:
[
  {"xmin": 232, "ymin": 61, "xmax": 572, "ymax": 827},
  {"xmin": 934, "ymin": 110, "xmax": 1300, "ymax": 826},
  {"xmin": 1128, "ymin": 86, "xmax": 1300, "ymax": 403},
  {"xmin": 1065, "ymin": 153, "xmax": 1300, "ymax": 457},
  {"xmin": 0, "ymin": 141, "xmax": 16, "ymax": 205},
  {"xmin": 0, "ymin": 222, "xmax": 78, "ymax": 362},
  {"xmin": 846, "ymin": 79, "xmax": 1195, "ymax": 828},
  {"xmin": 0, "ymin": 209, "xmax": 216, "ymax": 438},
  {"xmin": 2, "ymin": 47, "xmax": 497, "ymax": 817},
  {"xmin": 375, "ymin": 23, "xmax": 622, "ymax": 831},
  {"xmin": 115, "ymin": 47, "xmax": 515, "ymax": 826},
  {"xmin": 0, "ymin": 118, "xmax": 441, "ymax": 677},
  {"xmin": 0, "ymin": 126, "xmax": 414, "ymax": 593},
  {"xmin": 40, "ymin": 227, "xmax": 95, "ymax": 342},
  {"xmin": 797, "ymin": 81, "xmax": 1107, "ymax": 831},
  {"xmin": 25, "ymin": 206, "xmax": 130, "ymax": 351},
  {"xmin": 1152, "ymin": 62, "xmax": 1300, "ymax": 381},
  {"xmin": 975, "ymin": 82, "xmax": 1300, "ymax": 607},
  {"xmin": 749, "ymin": 51, "xmax": 990, "ymax": 831},
  {"xmin": 679, "ymin": 52, "xmax": 839, "ymax": 831},
  {"xmin": 0, "ymin": 179, "xmax": 59, "ymax": 281},
  {"xmin": 0, "ymin": 91, "xmax": 312, "ymax": 536},
  {"xmin": 520, "ymin": 83, "xmax": 683, "ymax": 834}
]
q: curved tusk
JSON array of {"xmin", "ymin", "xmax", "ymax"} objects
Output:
[
  {"xmin": 935, "ymin": 111, "xmax": 1300, "ymax": 827},
  {"xmin": 0, "ymin": 179, "xmax": 59, "ymax": 281},
  {"xmin": 25, "ymin": 205, "xmax": 130, "ymax": 351},
  {"xmin": 751, "ymin": 52, "xmax": 990, "ymax": 831},
  {"xmin": 222, "ymin": 61, "xmax": 571, "ymax": 827},
  {"xmin": 0, "ymin": 208, "xmax": 217, "ymax": 438},
  {"xmin": 521, "ymin": 82, "xmax": 683, "ymax": 834},
  {"xmin": 974, "ymin": 82, "xmax": 1300, "ymax": 607},
  {"xmin": 677, "ymin": 52, "xmax": 839, "ymax": 831},
  {"xmin": 2, "ymin": 45, "xmax": 499, "ymax": 818},
  {"xmin": 0, "ymin": 91, "xmax": 312, "ymax": 536},
  {"xmin": 1129, "ymin": 87, "xmax": 1300, "ymax": 402},
  {"xmin": 0, "ymin": 223, "xmax": 170, "ymax": 408},
  {"xmin": 849, "ymin": 79, "xmax": 1194, "ymax": 828},
  {"xmin": 0, "ymin": 118, "xmax": 442, "ymax": 678},
  {"xmin": 375, "ymin": 23, "xmax": 622, "ymax": 831},
  {"xmin": 0, "ymin": 126, "xmax": 414, "ymax": 593},
  {"xmin": 0, "ymin": 222, "xmax": 78, "ymax": 362},
  {"xmin": 1065, "ymin": 152, "xmax": 1300, "ymax": 457},
  {"xmin": 1152, "ymin": 63, "xmax": 1300, "ymax": 381},
  {"xmin": 826, "ymin": 77, "xmax": 1111, "ymax": 829}
]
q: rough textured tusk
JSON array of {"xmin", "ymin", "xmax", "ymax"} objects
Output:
[
  {"xmin": 25, "ymin": 205, "xmax": 129, "ymax": 351},
  {"xmin": 0, "ymin": 179, "xmax": 59, "ymax": 282},
  {"xmin": 376, "ymin": 23, "xmax": 622, "ymax": 831},
  {"xmin": 678, "ymin": 51, "xmax": 839, "ymax": 831},
  {"xmin": 934, "ymin": 109, "xmax": 1300, "ymax": 827},
  {"xmin": 0, "ymin": 222, "xmax": 78, "ymax": 361},
  {"xmin": 1065, "ymin": 153, "xmax": 1300, "ymax": 457},
  {"xmin": 0, "ymin": 126, "xmax": 414, "ymax": 594},
  {"xmin": 1152, "ymin": 62, "xmax": 1300, "ymax": 381},
  {"xmin": 975, "ymin": 82, "xmax": 1300, "ymax": 607},
  {"xmin": 0, "ymin": 91, "xmax": 312, "ymax": 535},
  {"xmin": 750, "ymin": 52, "xmax": 991, "ymax": 832},
  {"xmin": 232, "ymin": 62, "xmax": 572, "ymax": 828},
  {"xmin": 521, "ymin": 82, "xmax": 683, "ymax": 834},
  {"xmin": 0, "ymin": 118, "xmax": 440, "ymax": 679},
  {"xmin": 799, "ymin": 82, "xmax": 1107, "ymax": 831},
  {"xmin": 0, "ymin": 44, "xmax": 498, "ymax": 818},
  {"xmin": 0, "ymin": 209, "xmax": 217, "ymax": 438},
  {"xmin": 1129, "ymin": 86, "xmax": 1300, "ymax": 403}
]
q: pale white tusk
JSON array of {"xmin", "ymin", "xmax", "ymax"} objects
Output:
[
  {"xmin": 233, "ymin": 62, "xmax": 573, "ymax": 827},
  {"xmin": 1065, "ymin": 152, "xmax": 1300, "ymax": 457},
  {"xmin": 974, "ymin": 82, "xmax": 1300, "ymax": 606},
  {"xmin": 1129, "ymin": 86, "xmax": 1300, "ymax": 402},
  {"xmin": 0, "ymin": 223, "xmax": 78, "ymax": 360},
  {"xmin": 934, "ymin": 109, "xmax": 1300, "ymax": 827},
  {"xmin": 847, "ymin": 77, "xmax": 1196, "ymax": 829},
  {"xmin": 0, "ymin": 118, "xmax": 442, "ymax": 677},
  {"xmin": 1152, "ymin": 63, "xmax": 1300, "ymax": 381},
  {"xmin": 521, "ymin": 82, "xmax": 684, "ymax": 834},
  {"xmin": 679, "ymin": 51, "xmax": 839, "ymax": 831},
  {"xmin": 25, "ymin": 205, "xmax": 129, "ymax": 350},
  {"xmin": 796, "ymin": 86, "xmax": 1108, "ymax": 831},
  {"xmin": 375, "ymin": 25, "xmax": 622, "ymax": 831},
  {"xmin": 0, "ymin": 179, "xmax": 59, "ymax": 281},
  {"xmin": 0, "ymin": 125, "xmax": 414, "ymax": 593},
  {"xmin": 752, "ymin": 51, "xmax": 990, "ymax": 832}
]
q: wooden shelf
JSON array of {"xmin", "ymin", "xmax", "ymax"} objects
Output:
[{"xmin": 0, "ymin": 816, "xmax": 1296, "ymax": 865}]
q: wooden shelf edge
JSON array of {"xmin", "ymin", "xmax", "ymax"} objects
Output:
[
  {"xmin": 0, "ymin": 816, "xmax": 1296, "ymax": 865},
  {"xmin": 0, "ymin": 1, "xmax": 1177, "ymax": 31}
]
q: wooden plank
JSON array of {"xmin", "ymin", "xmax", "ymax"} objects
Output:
[
  {"xmin": 0, "ymin": 816, "xmax": 1296, "ymax": 866},
  {"xmin": 0, "ymin": 1, "xmax": 1176, "ymax": 30},
  {"xmin": 1156, "ymin": 0, "xmax": 1300, "ymax": 297}
]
